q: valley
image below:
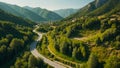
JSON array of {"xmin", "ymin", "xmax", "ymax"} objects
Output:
[{"xmin": 0, "ymin": 0, "xmax": 120, "ymax": 68}]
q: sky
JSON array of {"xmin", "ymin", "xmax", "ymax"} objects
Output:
[{"xmin": 0, "ymin": 0, "xmax": 94, "ymax": 10}]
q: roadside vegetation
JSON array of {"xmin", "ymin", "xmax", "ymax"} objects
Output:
[{"xmin": 10, "ymin": 51, "xmax": 52, "ymax": 68}]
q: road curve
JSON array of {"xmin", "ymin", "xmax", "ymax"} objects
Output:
[{"xmin": 30, "ymin": 26, "xmax": 67, "ymax": 68}]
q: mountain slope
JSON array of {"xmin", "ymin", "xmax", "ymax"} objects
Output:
[
  {"xmin": 54, "ymin": 9, "xmax": 78, "ymax": 18},
  {"xmin": 0, "ymin": 9, "xmax": 35, "ymax": 27},
  {"xmin": 66, "ymin": 0, "xmax": 109, "ymax": 19},
  {"xmin": 0, "ymin": 2, "xmax": 46, "ymax": 22},
  {"xmin": 24, "ymin": 6, "xmax": 63, "ymax": 21},
  {"xmin": 67, "ymin": 0, "xmax": 120, "ymax": 20},
  {"xmin": 88, "ymin": 0, "xmax": 120, "ymax": 16}
]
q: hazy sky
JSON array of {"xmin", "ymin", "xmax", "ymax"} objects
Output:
[{"xmin": 0, "ymin": 0, "xmax": 94, "ymax": 10}]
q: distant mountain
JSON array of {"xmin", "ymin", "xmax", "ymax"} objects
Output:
[
  {"xmin": 0, "ymin": 9, "xmax": 35, "ymax": 27},
  {"xmin": 54, "ymin": 9, "xmax": 78, "ymax": 18},
  {"xmin": 0, "ymin": 2, "xmax": 46, "ymax": 22},
  {"xmin": 0, "ymin": 2, "xmax": 63, "ymax": 22},
  {"xmin": 24, "ymin": 6, "xmax": 63, "ymax": 21}
]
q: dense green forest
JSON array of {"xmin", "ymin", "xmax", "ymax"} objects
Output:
[
  {"xmin": 10, "ymin": 51, "xmax": 51, "ymax": 68},
  {"xmin": 0, "ymin": 21, "xmax": 51, "ymax": 68},
  {"xmin": 0, "ymin": 21, "xmax": 33, "ymax": 67},
  {"xmin": 0, "ymin": 8, "xmax": 51, "ymax": 67}
]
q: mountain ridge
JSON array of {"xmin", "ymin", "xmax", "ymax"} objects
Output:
[
  {"xmin": 0, "ymin": 2, "xmax": 63, "ymax": 22},
  {"xmin": 0, "ymin": 8, "xmax": 35, "ymax": 27},
  {"xmin": 24, "ymin": 6, "xmax": 63, "ymax": 21}
]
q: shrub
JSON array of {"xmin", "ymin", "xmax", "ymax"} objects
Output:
[
  {"xmin": 87, "ymin": 54, "xmax": 99, "ymax": 68},
  {"xmin": 104, "ymin": 56, "xmax": 120, "ymax": 68}
]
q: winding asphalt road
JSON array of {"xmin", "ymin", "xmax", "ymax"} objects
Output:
[{"xmin": 30, "ymin": 26, "xmax": 68, "ymax": 68}]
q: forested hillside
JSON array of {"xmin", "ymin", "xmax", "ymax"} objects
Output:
[
  {"xmin": 0, "ymin": 7, "xmax": 51, "ymax": 67},
  {"xmin": 36, "ymin": 0, "xmax": 120, "ymax": 68},
  {"xmin": 37, "ymin": 11, "xmax": 120, "ymax": 68},
  {"xmin": 0, "ymin": 9, "xmax": 35, "ymax": 27},
  {"xmin": 0, "ymin": 21, "xmax": 34, "ymax": 67}
]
